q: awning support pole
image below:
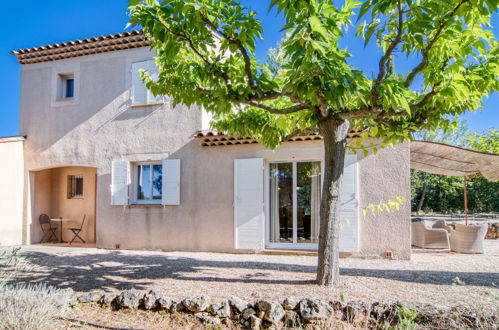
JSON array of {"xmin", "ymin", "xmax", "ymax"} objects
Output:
[{"xmin": 464, "ymin": 176, "xmax": 468, "ymax": 226}]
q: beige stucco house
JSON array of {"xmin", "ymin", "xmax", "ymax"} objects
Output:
[{"xmin": 0, "ymin": 31, "xmax": 411, "ymax": 258}]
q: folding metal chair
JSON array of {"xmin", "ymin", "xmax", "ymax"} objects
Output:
[
  {"xmin": 68, "ymin": 214, "xmax": 86, "ymax": 244},
  {"xmin": 39, "ymin": 214, "xmax": 58, "ymax": 243}
]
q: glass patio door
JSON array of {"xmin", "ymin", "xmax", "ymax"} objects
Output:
[{"xmin": 268, "ymin": 161, "xmax": 321, "ymax": 249}]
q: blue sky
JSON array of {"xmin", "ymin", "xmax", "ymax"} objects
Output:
[{"xmin": 0, "ymin": 0, "xmax": 496, "ymax": 137}]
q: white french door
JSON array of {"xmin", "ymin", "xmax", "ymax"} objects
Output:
[{"xmin": 266, "ymin": 160, "xmax": 322, "ymax": 250}]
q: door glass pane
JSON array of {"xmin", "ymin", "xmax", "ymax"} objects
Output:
[
  {"xmin": 269, "ymin": 163, "xmax": 293, "ymax": 243},
  {"xmin": 152, "ymin": 165, "xmax": 163, "ymax": 200},
  {"xmin": 138, "ymin": 165, "xmax": 151, "ymax": 200},
  {"xmin": 297, "ymin": 162, "xmax": 321, "ymax": 243}
]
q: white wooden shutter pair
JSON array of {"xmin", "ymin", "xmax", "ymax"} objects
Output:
[
  {"xmin": 111, "ymin": 159, "xmax": 180, "ymax": 206},
  {"xmin": 131, "ymin": 60, "xmax": 163, "ymax": 105}
]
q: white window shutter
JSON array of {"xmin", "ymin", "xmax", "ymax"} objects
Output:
[
  {"xmin": 146, "ymin": 60, "xmax": 163, "ymax": 104},
  {"xmin": 111, "ymin": 161, "xmax": 129, "ymax": 205},
  {"xmin": 339, "ymin": 154, "xmax": 359, "ymax": 252},
  {"xmin": 162, "ymin": 159, "xmax": 181, "ymax": 205},
  {"xmin": 132, "ymin": 61, "xmax": 148, "ymax": 105},
  {"xmin": 234, "ymin": 158, "xmax": 264, "ymax": 250}
]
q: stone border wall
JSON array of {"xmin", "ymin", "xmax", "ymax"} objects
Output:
[{"xmin": 76, "ymin": 290, "xmax": 498, "ymax": 329}]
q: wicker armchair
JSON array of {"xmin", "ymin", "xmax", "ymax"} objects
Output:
[
  {"xmin": 411, "ymin": 221, "xmax": 450, "ymax": 249},
  {"xmin": 450, "ymin": 223, "xmax": 488, "ymax": 254}
]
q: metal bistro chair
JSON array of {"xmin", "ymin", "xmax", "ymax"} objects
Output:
[
  {"xmin": 68, "ymin": 215, "xmax": 86, "ymax": 244},
  {"xmin": 38, "ymin": 214, "xmax": 58, "ymax": 243}
]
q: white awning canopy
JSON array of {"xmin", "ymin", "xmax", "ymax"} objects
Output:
[{"xmin": 410, "ymin": 140, "xmax": 499, "ymax": 181}]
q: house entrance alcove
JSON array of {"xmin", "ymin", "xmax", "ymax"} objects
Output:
[{"xmin": 30, "ymin": 166, "xmax": 97, "ymax": 245}]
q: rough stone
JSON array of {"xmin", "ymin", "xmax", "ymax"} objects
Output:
[
  {"xmin": 257, "ymin": 299, "xmax": 285, "ymax": 324},
  {"xmin": 54, "ymin": 287, "xmax": 75, "ymax": 309},
  {"xmin": 243, "ymin": 307, "xmax": 257, "ymax": 319},
  {"xmin": 249, "ymin": 315, "xmax": 262, "ymax": 330},
  {"xmin": 115, "ymin": 289, "xmax": 144, "ymax": 309},
  {"xmin": 394, "ymin": 300, "xmax": 418, "ymax": 312},
  {"xmin": 78, "ymin": 290, "xmax": 105, "ymax": 303},
  {"xmin": 344, "ymin": 301, "xmax": 369, "ymax": 323},
  {"xmin": 329, "ymin": 300, "xmax": 345, "ymax": 311},
  {"xmin": 157, "ymin": 297, "xmax": 175, "ymax": 311},
  {"xmin": 169, "ymin": 300, "xmax": 184, "ymax": 313},
  {"xmin": 208, "ymin": 300, "xmax": 231, "ymax": 318},
  {"xmin": 282, "ymin": 296, "xmax": 301, "ymax": 310},
  {"xmin": 195, "ymin": 312, "xmax": 221, "ymax": 325},
  {"xmin": 99, "ymin": 292, "xmax": 117, "ymax": 306},
  {"xmin": 229, "ymin": 296, "xmax": 251, "ymax": 313},
  {"xmin": 183, "ymin": 295, "xmax": 210, "ymax": 313},
  {"xmin": 299, "ymin": 298, "xmax": 333, "ymax": 320},
  {"xmin": 283, "ymin": 311, "xmax": 301, "ymax": 328},
  {"xmin": 371, "ymin": 302, "xmax": 395, "ymax": 322},
  {"xmin": 143, "ymin": 290, "xmax": 159, "ymax": 310}
]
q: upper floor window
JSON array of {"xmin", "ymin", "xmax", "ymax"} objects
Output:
[
  {"xmin": 58, "ymin": 73, "xmax": 75, "ymax": 100},
  {"xmin": 131, "ymin": 60, "xmax": 164, "ymax": 105}
]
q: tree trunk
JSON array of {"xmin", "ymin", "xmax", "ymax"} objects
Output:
[
  {"xmin": 316, "ymin": 116, "xmax": 350, "ymax": 287},
  {"xmin": 417, "ymin": 172, "xmax": 427, "ymax": 214}
]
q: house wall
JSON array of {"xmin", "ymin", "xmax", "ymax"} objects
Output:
[
  {"xmin": 19, "ymin": 45, "xmax": 411, "ymax": 258},
  {"xmin": 0, "ymin": 139, "xmax": 24, "ymax": 246},
  {"xmin": 357, "ymin": 142, "xmax": 412, "ymax": 259},
  {"xmin": 19, "ymin": 47, "xmax": 202, "ymax": 246}
]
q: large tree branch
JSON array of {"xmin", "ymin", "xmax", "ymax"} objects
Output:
[
  {"xmin": 245, "ymin": 101, "xmax": 313, "ymax": 114},
  {"xmin": 404, "ymin": 0, "xmax": 469, "ymax": 88},
  {"xmin": 199, "ymin": 14, "xmax": 257, "ymax": 93},
  {"xmin": 152, "ymin": 17, "xmax": 233, "ymax": 90},
  {"xmin": 341, "ymin": 108, "xmax": 377, "ymax": 120},
  {"xmin": 371, "ymin": 0, "xmax": 404, "ymax": 107}
]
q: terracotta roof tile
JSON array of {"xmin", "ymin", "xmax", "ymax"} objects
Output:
[
  {"xmin": 195, "ymin": 129, "xmax": 362, "ymax": 147},
  {"xmin": 11, "ymin": 30, "xmax": 151, "ymax": 64}
]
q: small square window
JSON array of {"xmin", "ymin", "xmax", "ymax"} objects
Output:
[
  {"xmin": 67, "ymin": 175, "xmax": 83, "ymax": 199},
  {"xmin": 59, "ymin": 74, "xmax": 75, "ymax": 99}
]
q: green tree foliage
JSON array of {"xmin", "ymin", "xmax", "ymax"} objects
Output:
[
  {"xmin": 466, "ymin": 128, "xmax": 498, "ymax": 153},
  {"xmin": 128, "ymin": 0, "xmax": 498, "ymax": 147},
  {"xmin": 128, "ymin": 0, "xmax": 498, "ymax": 286}
]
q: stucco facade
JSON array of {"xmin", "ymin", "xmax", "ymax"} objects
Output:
[
  {"xmin": 0, "ymin": 138, "xmax": 24, "ymax": 246},
  {"xmin": 13, "ymin": 37, "xmax": 411, "ymax": 259}
]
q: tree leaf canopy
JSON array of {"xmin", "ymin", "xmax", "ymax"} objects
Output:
[{"xmin": 128, "ymin": 0, "xmax": 498, "ymax": 149}]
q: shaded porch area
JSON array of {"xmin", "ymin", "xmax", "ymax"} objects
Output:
[{"xmin": 30, "ymin": 166, "xmax": 97, "ymax": 245}]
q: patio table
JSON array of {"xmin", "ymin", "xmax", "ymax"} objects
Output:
[{"xmin": 50, "ymin": 218, "xmax": 72, "ymax": 243}]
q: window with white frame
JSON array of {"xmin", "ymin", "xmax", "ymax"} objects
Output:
[
  {"xmin": 134, "ymin": 163, "xmax": 163, "ymax": 204},
  {"xmin": 131, "ymin": 60, "xmax": 164, "ymax": 105}
]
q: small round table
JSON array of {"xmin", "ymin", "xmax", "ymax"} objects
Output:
[{"xmin": 50, "ymin": 218, "xmax": 72, "ymax": 243}]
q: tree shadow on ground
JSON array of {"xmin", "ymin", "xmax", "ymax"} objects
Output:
[{"xmin": 14, "ymin": 249, "xmax": 497, "ymax": 292}]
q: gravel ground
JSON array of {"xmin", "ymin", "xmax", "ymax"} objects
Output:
[{"xmin": 7, "ymin": 241, "xmax": 499, "ymax": 312}]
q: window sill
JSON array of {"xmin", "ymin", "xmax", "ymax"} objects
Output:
[
  {"xmin": 130, "ymin": 102, "xmax": 164, "ymax": 108},
  {"xmin": 129, "ymin": 204, "xmax": 163, "ymax": 208},
  {"xmin": 56, "ymin": 97, "xmax": 75, "ymax": 102}
]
